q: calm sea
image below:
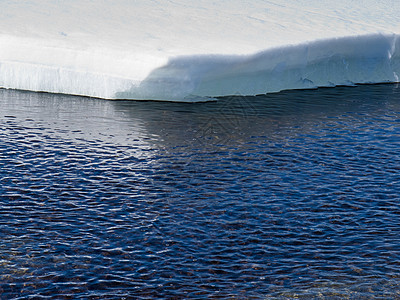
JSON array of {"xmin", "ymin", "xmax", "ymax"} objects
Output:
[{"xmin": 1, "ymin": 84, "xmax": 400, "ymax": 298}]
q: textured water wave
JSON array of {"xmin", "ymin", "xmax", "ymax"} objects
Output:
[{"xmin": 1, "ymin": 84, "xmax": 400, "ymax": 298}]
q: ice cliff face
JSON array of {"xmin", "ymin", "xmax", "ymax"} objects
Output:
[{"xmin": 0, "ymin": 0, "xmax": 399, "ymax": 101}]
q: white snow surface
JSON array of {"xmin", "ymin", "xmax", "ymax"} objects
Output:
[{"xmin": 0, "ymin": 0, "xmax": 399, "ymax": 101}]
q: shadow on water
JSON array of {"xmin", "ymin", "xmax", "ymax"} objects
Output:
[
  {"xmin": 2, "ymin": 83, "xmax": 399, "ymax": 149},
  {"xmin": 110, "ymin": 83, "xmax": 400, "ymax": 150}
]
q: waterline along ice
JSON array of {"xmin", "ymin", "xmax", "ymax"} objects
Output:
[{"xmin": 0, "ymin": 0, "xmax": 399, "ymax": 102}]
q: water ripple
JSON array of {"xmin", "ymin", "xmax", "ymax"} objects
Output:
[{"xmin": 1, "ymin": 84, "xmax": 400, "ymax": 298}]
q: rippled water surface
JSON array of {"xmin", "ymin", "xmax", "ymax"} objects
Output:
[{"xmin": 1, "ymin": 84, "xmax": 400, "ymax": 299}]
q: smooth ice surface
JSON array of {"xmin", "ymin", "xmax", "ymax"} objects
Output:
[{"xmin": 0, "ymin": 0, "xmax": 399, "ymax": 101}]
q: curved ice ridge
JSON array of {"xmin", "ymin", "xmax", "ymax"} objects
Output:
[{"xmin": 1, "ymin": 34, "xmax": 399, "ymax": 102}]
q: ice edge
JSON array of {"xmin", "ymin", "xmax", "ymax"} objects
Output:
[{"xmin": 1, "ymin": 33, "xmax": 399, "ymax": 102}]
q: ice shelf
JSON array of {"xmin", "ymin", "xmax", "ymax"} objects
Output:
[{"xmin": 0, "ymin": 0, "xmax": 399, "ymax": 101}]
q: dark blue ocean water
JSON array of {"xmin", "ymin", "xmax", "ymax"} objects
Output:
[{"xmin": 1, "ymin": 84, "xmax": 400, "ymax": 299}]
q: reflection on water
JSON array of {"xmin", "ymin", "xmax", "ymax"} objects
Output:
[{"xmin": 1, "ymin": 84, "xmax": 400, "ymax": 298}]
